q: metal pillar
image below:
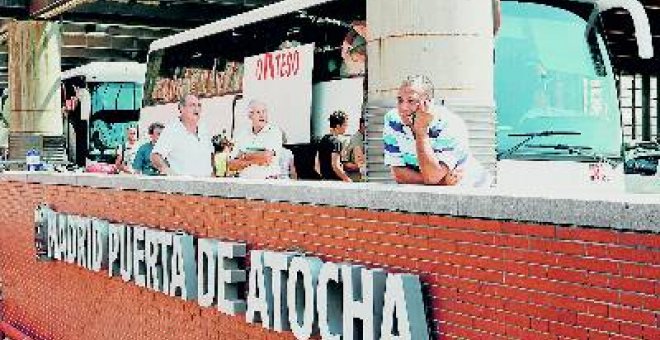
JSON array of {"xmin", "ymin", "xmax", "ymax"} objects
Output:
[
  {"xmin": 365, "ymin": 0, "xmax": 496, "ymax": 183},
  {"xmin": 641, "ymin": 74, "xmax": 651, "ymax": 141},
  {"xmin": 631, "ymin": 75, "xmax": 636, "ymax": 140},
  {"xmin": 657, "ymin": 75, "xmax": 660, "ymax": 142}
]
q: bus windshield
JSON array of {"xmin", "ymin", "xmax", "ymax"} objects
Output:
[
  {"xmin": 88, "ymin": 82, "xmax": 142, "ymax": 163},
  {"xmin": 91, "ymin": 82, "xmax": 143, "ymax": 114},
  {"xmin": 496, "ymin": 2, "xmax": 622, "ymax": 160}
]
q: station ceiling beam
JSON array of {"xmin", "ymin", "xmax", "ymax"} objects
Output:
[
  {"xmin": 1, "ymin": 0, "xmax": 657, "ymax": 89},
  {"xmin": 30, "ymin": 0, "xmax": 90, "ymax": 19}
]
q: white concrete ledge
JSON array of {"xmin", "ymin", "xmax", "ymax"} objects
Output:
[{"xmin": 2, "ymin": 172, "xmax": 658, "ymax": 233}]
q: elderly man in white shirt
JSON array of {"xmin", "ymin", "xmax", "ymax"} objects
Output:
[
  {"xmin": 151, "ymin": 94, "xmax": 214, "ymax": 177},
  {"xmin": 228, "ymin": 99, "xmax": 283, "ymax": 179}
]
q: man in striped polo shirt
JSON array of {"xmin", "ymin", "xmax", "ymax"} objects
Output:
[{"xmin": 383, "ymin": 75, "xmax": 491, "ymax": 187}]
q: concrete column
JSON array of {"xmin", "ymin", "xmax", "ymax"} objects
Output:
[
  {"xmin": 7, "ymin": 20, "xmax": 62, "ymax": 159},
  {"xmin": 365, "ymin": 0, "xmax": 496, "ymax": 182}
]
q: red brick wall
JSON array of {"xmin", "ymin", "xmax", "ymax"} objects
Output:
[{"xmin": 0, "ymin": 181, "xmax": 658, "ymax": 339}]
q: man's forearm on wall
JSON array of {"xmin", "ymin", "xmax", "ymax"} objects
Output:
[
  {"xmin": 414, "ymin": 135, "xmax": 449, "ymax": 185},
  {"xmin": 391, "ymin": 166, "xmax": 425, "ymax": 184},
  {"xmin": 227, "ymin": 159, "xmax": 250, "ymax": 172},
  {"xmin": 150, "ymin": 153, "xmax": 171, "ymax": 175},
  {"xmin": 242, "ymin": 151, "xmax": 274, "ymax": 165}
]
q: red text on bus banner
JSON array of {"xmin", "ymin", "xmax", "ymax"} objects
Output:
[{"xmin": 255, "ymin": 49, "xmax": 301, "ymax": 81}]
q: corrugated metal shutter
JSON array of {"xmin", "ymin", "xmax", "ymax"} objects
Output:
[
  {"xmin": 364, "ymin": 99, "xmax": 395, "ymax": 183},
  {"xmin": 451, "ymin": 101, "xmax": 497, "ymax": 181},
  {"xmin": 42, "ymin": 136, "xmax": 67, "ymax": 163},
  {"xmin": 9, "ymin": 133, "xmax": 67, "ymax": 165}
]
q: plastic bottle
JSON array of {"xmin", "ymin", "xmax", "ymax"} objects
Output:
[{"xmin": 26, "ymin": 148, "xmax": 41, "ymax": 171}]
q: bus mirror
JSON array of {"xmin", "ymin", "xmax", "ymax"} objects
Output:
[{"xmin": 579, "ymin": 0, "xmax": 653, "ymax": 59}]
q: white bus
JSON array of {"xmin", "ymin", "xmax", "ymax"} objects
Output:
[
  {"xmin": 495, "ymin": 0, "xmax": 655, "ymax": 194},
  {"xmin": 62, "ymin": 61, "xmax": 146, "ymax": 167},
  {"xmin": 140, "ymin": 0, "xmax": 655, "ymax": 192},
  {"xmin": 140, "ymin": 0, "xmax": 366, "ymax": 179}
]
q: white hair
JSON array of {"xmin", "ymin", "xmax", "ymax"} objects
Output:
[
  {"xmin": 400, "ymin": 75, "xmax": 435, "ymax": 100},
  {"xmin": 246, "ymin": 99, "xmax": 268, "ymax": 116}
]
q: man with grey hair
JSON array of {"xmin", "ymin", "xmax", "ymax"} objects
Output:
[
  {"xmin": 228, "ymin": 99, "xmax": 283, "ymax": 179},
  {"xmin": 151, "ymin": 93, "xmax": 213, "ymax": 177},
  {"xmin": 383, "ymin": 75, "xmax": 491, "ymax": 187}
]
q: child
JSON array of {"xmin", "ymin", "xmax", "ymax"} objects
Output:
[{"xmin": 212, "ymin": 132, "xmax": 233, "ymax": 177}]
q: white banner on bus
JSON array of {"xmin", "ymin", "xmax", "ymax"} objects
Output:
[{"xmin": 240, "ymin": 44, "xmax": 314, "ymax": 144}]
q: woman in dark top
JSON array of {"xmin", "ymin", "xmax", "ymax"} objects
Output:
[{"xmin": 316, "ymin": 111, "xmax": 352, "ymax": 182}]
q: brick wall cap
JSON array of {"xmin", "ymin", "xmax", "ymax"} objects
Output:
[{"xmin": 2, "ymin": 172, "xmax": 658, "ymax": 232}]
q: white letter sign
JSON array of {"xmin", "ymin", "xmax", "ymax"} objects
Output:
[{"xmin": 381, "ymin": 274, "xmax": 430, "ymax": 340}]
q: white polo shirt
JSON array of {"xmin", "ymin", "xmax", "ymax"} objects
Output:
[
  {"xmin": 231, "ymin": 124, "xmax": 283, "ymax": 179},
  {"xmin": 152, "ymin": 118, "xmax": 213, "ymax": 177}
]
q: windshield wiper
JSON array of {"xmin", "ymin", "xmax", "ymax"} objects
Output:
[
  {"xmin": 497, "ymin": 130, "xmax": 581, "ymax": 160},
  {"xmin": 525, "ymin": 143, "xmax": 618, "ymax": 166},
  {"xmin": 525, "ymin": 143, "xmax": 592, "ymax": 154}
]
